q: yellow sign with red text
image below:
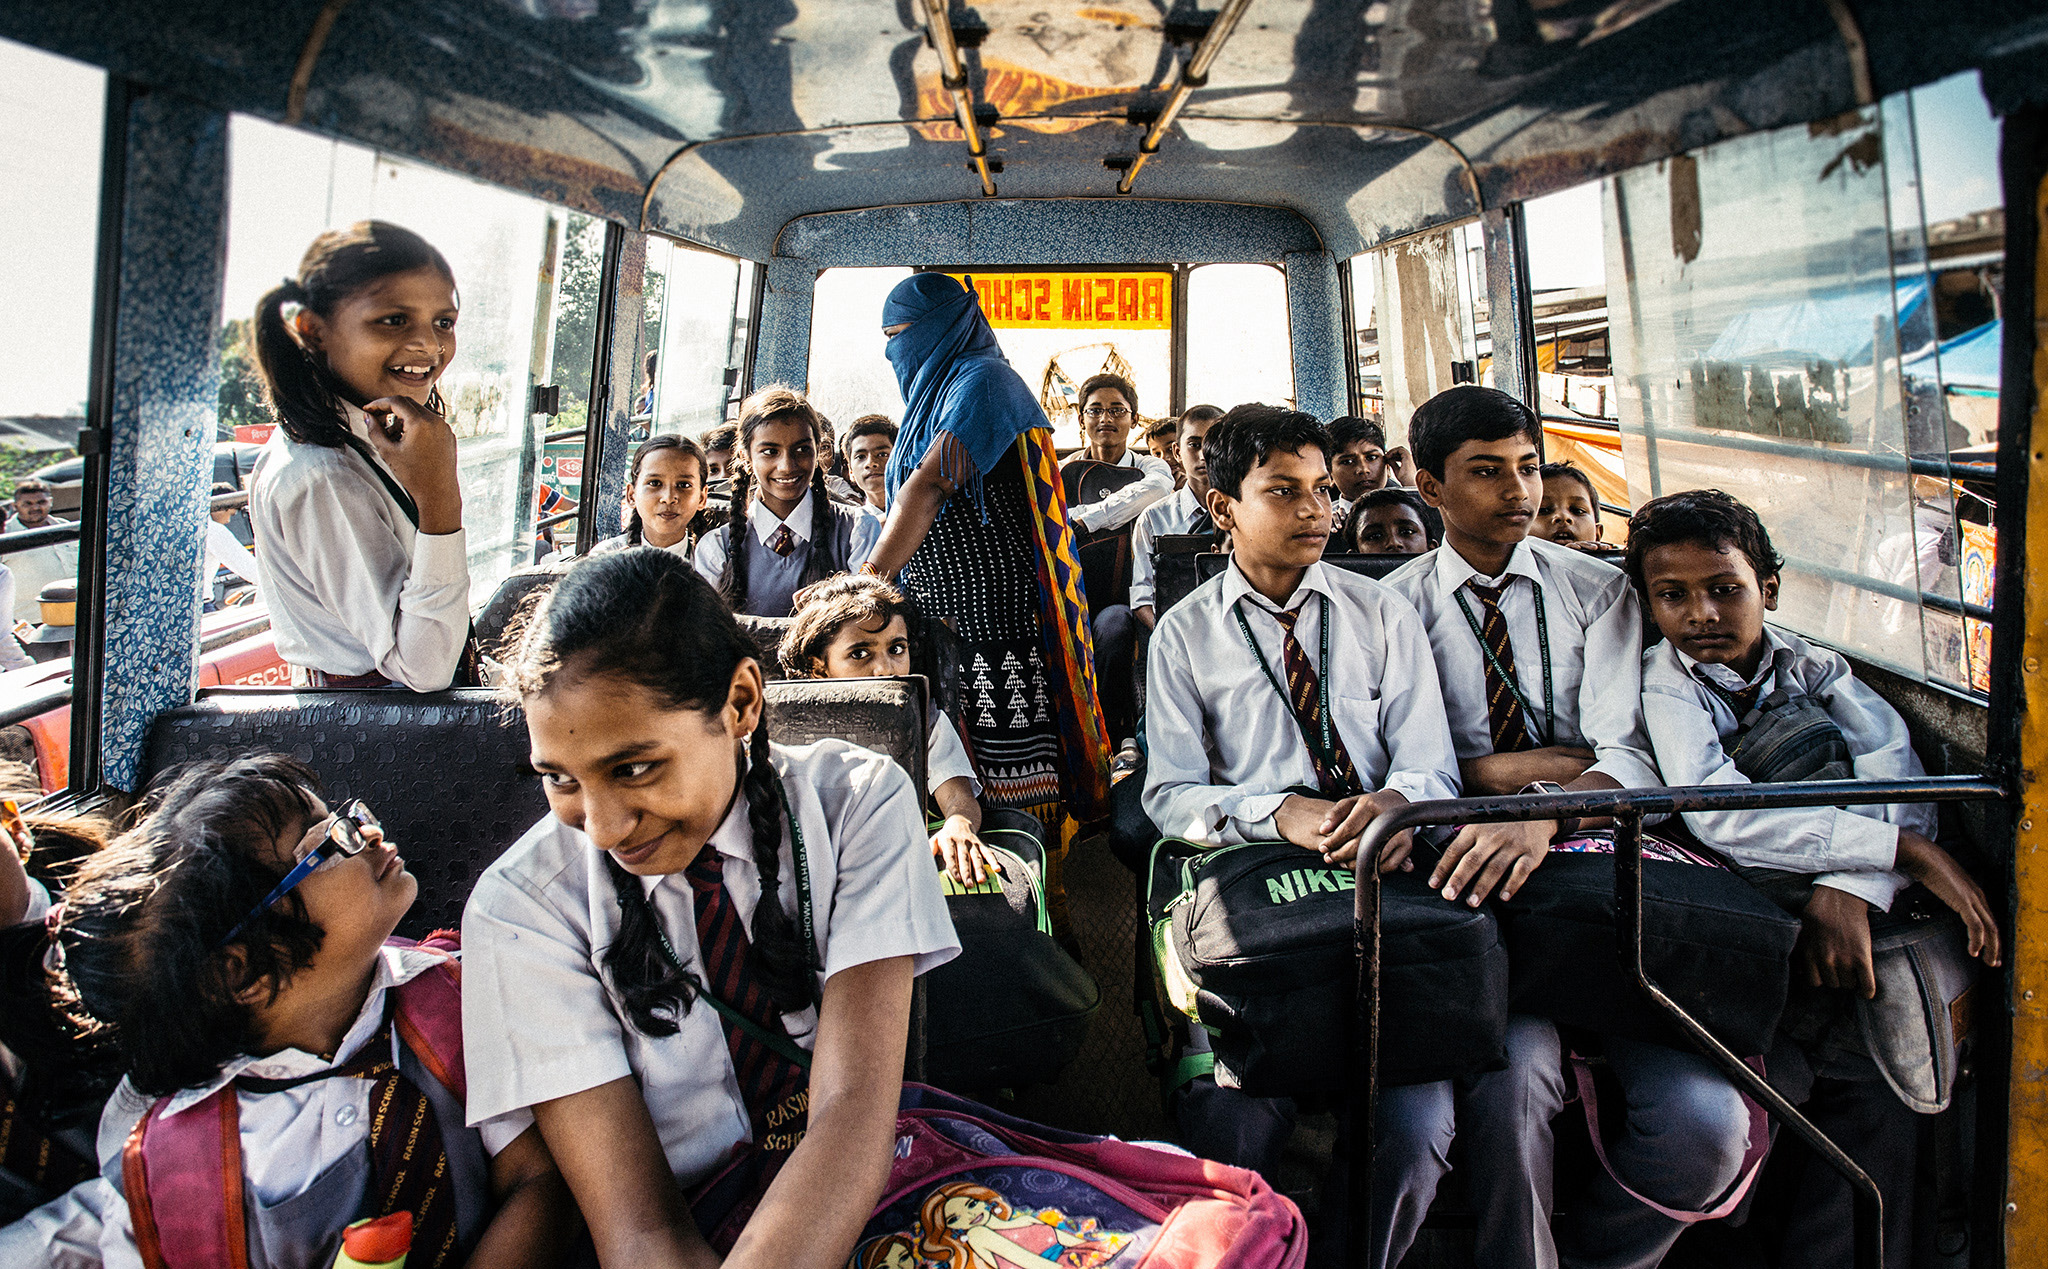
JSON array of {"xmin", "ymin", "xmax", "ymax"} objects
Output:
[{"xmin": 948, "ymin": 272, "xmax": 1172, "ymax": 330}]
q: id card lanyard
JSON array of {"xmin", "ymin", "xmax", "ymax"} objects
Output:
[
  {"xmin": 1233, "ymin": 593, "xmax": 1337, "ymax": 775},
  {"xmin": 1452, "ymin": 575, "xmax": 1555, "ymax": 748}
]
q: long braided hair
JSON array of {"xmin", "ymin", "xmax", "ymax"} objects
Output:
[
  {"xmin": 504, "ymin": 549, "xmax": 818, "ymax": 1034},
  {"xmin": 719, "ymin": 385, "xmax": 838, "ymax": 611},
  {"xmin": 252, "ymin": 221, "xmax": 454, "ymax": 448},
  {"xmin": 623, "ymin": 434, "xmax": 714, "ymax": 548}
]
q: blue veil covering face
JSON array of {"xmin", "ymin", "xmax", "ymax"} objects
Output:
[{"xmin": 881, "ymin": 273, "xmax": 1049, "ymax": 504}]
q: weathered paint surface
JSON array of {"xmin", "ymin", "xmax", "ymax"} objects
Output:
[
  {"xmin": 2008, "ymin": 161, "xmax": 2048, "ymax": 1263},
  {"xmin": 1284, "ymin": 250, "xmax": 1346, "ymax": 420}
]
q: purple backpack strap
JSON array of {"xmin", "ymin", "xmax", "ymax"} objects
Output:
[
  {"xmin": 121, "ymin": 1087, "xmax": 249, "ymax": 1269},
  {"xmin": 390, "ymin": 931, "xmax": 466, "ymax": 1101},
  {"xmin": 1569, "ymin": 1053, "xmax": 1772, "ymax": 1223}
]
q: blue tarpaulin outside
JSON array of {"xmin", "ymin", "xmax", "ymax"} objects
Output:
[{"xmin": 1707, "ymin": 278, "xmax": 1928, "ymax": 365}]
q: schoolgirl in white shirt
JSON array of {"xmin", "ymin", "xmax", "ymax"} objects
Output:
[
  {"xmin": 245, "ymin": 221, "xmax": 471, "ymax": 691},
  {"xmin": 462, "ymin": 549, "xmax": 958, "ymax": 1269},
  {"xmin": 779, "ymin": 573, "xmax": 997, "ymax": 887},
  {"xmin": 589, "ymin": 435, "xmax": 714, "ymax": 560},
  {"xmin": 692, "ymin": 386, "xmax": 881, "ymax": 618}
]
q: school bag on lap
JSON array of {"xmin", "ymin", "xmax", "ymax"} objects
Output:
[
  {"xmin": 114, "ymin": 933, "xmax": 483, "ymax": 1269},
  {"xmin": 1491, "ymin": 829, "xmax": 1803, "ymax": 1057},
  {"xmin": 691, "ymin": 1082, "xmax": 1308, "ymax": 1268},
  {"xmin": 1148, "ymin": 838, "xmax": 1508, "ymax": 1096},
  {"xmin": 923, "ymin": 808, "xmax": 1101, "ymax": 1092}
]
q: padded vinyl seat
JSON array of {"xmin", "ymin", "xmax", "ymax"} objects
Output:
[{"xmin": 142, "ymin": 677, "xmax": 933, "ymax": 940}]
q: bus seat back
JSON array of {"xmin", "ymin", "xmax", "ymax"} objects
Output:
[{"xmin": 140, "ymin": 677, "xmax": 931, "ymax": 937}]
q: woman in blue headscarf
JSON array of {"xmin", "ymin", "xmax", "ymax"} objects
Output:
[{"xmin": 865, "ymin": 273, "xmax": 1111, "ymax": 832}]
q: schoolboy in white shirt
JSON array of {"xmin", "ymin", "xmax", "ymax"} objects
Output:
[
  {"xmin": 1130, "ymin": 404, "xmax": 1224, "ymax": 628},
  {"xmin": 1626, "ymin": 488, "xmax": 2000, "ymax": 1269},
  {"xmin": 1385, "ymin": 385, "xmax": 1750, "ymax": 1269},
  {"xmin": 1143, "ymin": 403, "xmax": 1461, "ymax": 1269}
]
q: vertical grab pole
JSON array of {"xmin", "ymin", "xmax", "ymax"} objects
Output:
[
  {"xmin": 1346, "ymin": 835, "xmax": 1383, "ymax": 1268},
  {"xmin": 1610, "ymin": 812, "xmax": 1883, "ymax": 1269}
]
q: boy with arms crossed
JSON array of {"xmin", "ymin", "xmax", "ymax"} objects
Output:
[
  {"xmin": 1385, "ymin": 385, "xmax": 1749, "ymax": 1269},
  {"xmin": 1143, "ymin": 404, "xmax": 1461, "ymax": 1268},
  {"xmin": 1628, "ymin": 489, "xmax": 1998, "ymax": 1269}
]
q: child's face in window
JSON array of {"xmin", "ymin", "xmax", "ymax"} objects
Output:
[
  {"xmin": 1330, "ymin": 439, "xmax": 1387, "ymax": 501},
  {"xmin": 1214, "ymin": 445, "xmax": 1334, "ymax": 571},
  {"xmin": 1353, "ymin": 503, "xmax": 1430, "ymax": 556},
  {"xmin": 821, "ymin": 614, "xmax": 911, "ymax": 678},
  {"xmin": 1416, "ymin": 433, "xmax": 1541, "ymax": 554},
  {"xmin": 1640, "ymin": 540, "xmax": 1778, "ymax": 677},
  {"xmin": 1537, "ymin": 476, "xmax": 1602, "ymax": 545},
  {"xmin": 747, "ymin": 419, "xmax": 818, "ymax": 517},
  {"xmin": 632, "ymin": 450, "xmax": 708, "ymax": 549}
]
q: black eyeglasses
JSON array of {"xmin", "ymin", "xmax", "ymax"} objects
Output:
[
  {"xmin": 216, "ymin": 800, "xmax": 381, "ymax": 949},
  {"xmin": 1082, "ymin": 405, "xmax": 1132, "ymax": 420}
]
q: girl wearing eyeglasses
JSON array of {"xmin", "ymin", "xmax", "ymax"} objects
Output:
[
  {"xmin": 4, "ymin": 755, "xmax": 576, "ymax": 1269},
  {"xmin": 461, "ymin": 549, "xmax": 959, "ymax": 1269}
]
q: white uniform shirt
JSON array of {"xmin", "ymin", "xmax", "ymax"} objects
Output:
[
  {"xmin": 1384, "ymin": 538, "xmax": 1661, "ymax": 790},
  {"xmin": 1129, "ymin": 486, "xmax": 1209, "ymax": 612},
  {"xmin": 928, "ymin": 713, "xmax": 981, "ymax": 798},
  {"xmin": 0, "ymin": 944, "xmax": 530, "ymax": 1269},
  {"xmin": 247, "ymin": 404, "xmax": 470, "ymax": 689},
  {"xmin": 200, "ymin": 519, "xmax": 259, "ymax": 599},
  {"xmin": 1069, "ymin": 450, "xmax": 1174, "ymax": 534},
  {"xmin": 461, "ymin": 739, "xmax": 959, "ymax": 1189},
  {"xmin": 5, "ymin": 515, "xmax": 78, "ymax": 627},
  {"xmin": 1641, "ymin": 626, "xmax": 1925, "ymax": 909},
  {"xmin": 1143, "ymin": 557, "xmax": 1461, "ymax": 843},
  {"xmin": 691, "ymin": 490, "xmax": 883, "ymax": 593},
  {"xmin": 0, "ymin": 563, "xmax": 29, "ymax": 671}
]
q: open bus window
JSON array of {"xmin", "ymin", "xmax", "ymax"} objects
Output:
[
  {"xmin": 0, "ymin": 38, "xmax": 99, "ymax": 523},
  {"xmin": 806, "ymin": 266, "xmax": 914, "ymax": 437},
  {"xmin": 1348, "ymin": 221, "xmax": 1486, "ymax": 453},
  {"xmin": 1603, "ymin": 71, "xmax": 2001, "ymax": 692},
  {"xmin": 1521, "ymin": 181, "xmax": 1630, "ymax": 544},
  {"xmin": 641, "ymin": 239, "xmax": 743, "ymax": 442},
  {"xmin": 219, "ymin": 115, "xmax": 563, "ymax": 600},
  {"xmin": 1185, "ymin": 264, "xmax": 1292, "ymax": 414}
]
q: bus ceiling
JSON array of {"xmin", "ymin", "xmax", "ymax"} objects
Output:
[{"xmin": 0, "ymin": 0, "xmax": 2036, "ymax": 264}]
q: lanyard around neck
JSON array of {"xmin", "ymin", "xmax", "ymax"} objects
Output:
[
  {"xmin": 1452, "ymin": 575, "xmax": 1555, "ymax": 748},
  {"xmin": 1232, "ymin": 593, "xmax": 1335, "ymax": 772},
  {"xmin": 649, "ymin": 762, "xmax": 819, "ymax": 963}
]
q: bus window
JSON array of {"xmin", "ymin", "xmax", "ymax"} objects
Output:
[
  {"xmin": 642, "ymin": 238, "xmax": 742, "ymax": 441},
  {"xmin": 218, "ymin": 116, "xmax": 562, "ymax": 599},
  {"xmin": 1604, "ymin": 75, "xmax": 2001, "ymax": 690},
  {"xmin": 0, "ymin": 37, "xmax": 99, "ymax": 515},
  {"xmin": 958, "ymin": 270, "xmax": 1172, "ymax": 449},
  {"xmin": 1521, "ymin": 181, "xmax": 1629, "ymax": 542},
  {"xmin": 1185, "ymin": 264, "xmax": 1291, "ymax": 413},
  {"xmin": 1349, "ymin": 221, "xmax": 1485, "ymax": 450},
  {"xmin": 806, "ymin": 266, "xmax": 913, "ymax": 433}
]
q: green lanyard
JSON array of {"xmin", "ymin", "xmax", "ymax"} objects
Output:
[
  {"xmin": 646, "ymin": 764, "xmax": 820, "ymax": 1071},
  {"xmin": 1232, "ymin": 594, "xmax": 1336, "ymax": 775},
  {"xmin": 1452, "ymin": 576, "xmax": 1555, "ymax": 748}
]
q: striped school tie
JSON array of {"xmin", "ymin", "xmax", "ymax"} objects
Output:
[
  {"xmin": 1466, "ymin": 581, "xmax": 1535, "ymax": 754},
  {"xmin": 767, "ymin": 525, "xmax": 796, "ymax": 557},
  {"xmin": 1268, "ymin": 605, "xmax": 1361, "ymax": 796},
  {"xmin": 686, "ymin": 850, "xmax": 810, "ymax": 1158}
]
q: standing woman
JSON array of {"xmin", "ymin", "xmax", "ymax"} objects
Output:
[
  {"xmin": 463, "ymin": 550, "xmax": 958, "ymax": 1269},
  {"xmin": 866, "ymin": 273, "xmax": 1112, "ymax": 836},
  {"xmin": 248, "ymin": 220, "xmax": 471, "ymax": 690}
]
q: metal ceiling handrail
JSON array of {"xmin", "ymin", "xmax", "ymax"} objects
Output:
[
  {"xmin": 1341, "ymin": 774, "xmax": 2006, "ymax": 1269},
  {"xmin": 921, "ymin": 0, "xmax": 997, "ymax": 197},
  {"xmin": 1117, "ymin": 0, "xmax": 1255, "ymax": 195}
]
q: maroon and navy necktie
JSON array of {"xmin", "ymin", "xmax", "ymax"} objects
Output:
[
  {"xmin": 686, "ymin": 850, "xmax": 810, "ymax": 1158},
  {"xmin": 1467, "ymin": 581, "xmax": 1535, "ymax": 754},
  {"xmin": 1268, "ymin": 605, "xmax": 1361, "ymax": 796}
]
